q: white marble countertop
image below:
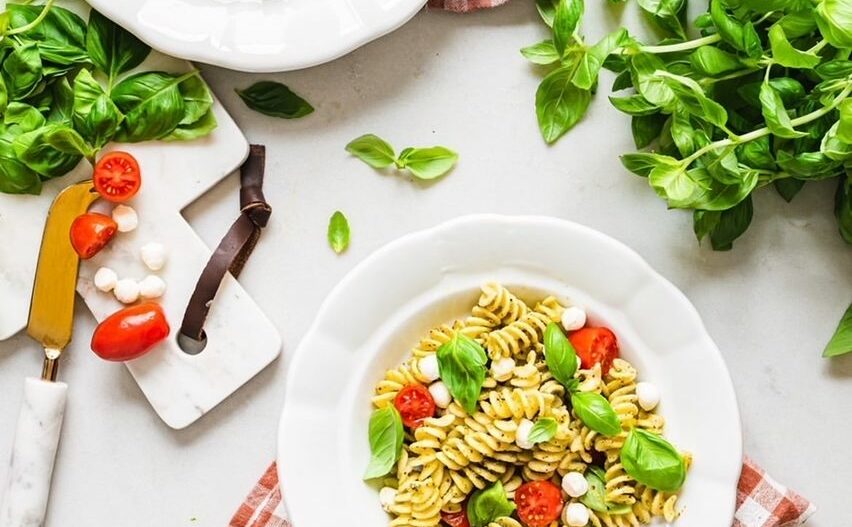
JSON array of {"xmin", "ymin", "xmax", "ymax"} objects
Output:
[{"xmin": 1, "ymin": 2, "xmax": 850, "ymax": 525}]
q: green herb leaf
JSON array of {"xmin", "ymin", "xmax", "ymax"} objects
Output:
[
  {"xmin": 327, "ymin": 211, "xmax": 350, "ymax": 254},
  {"xmin": 544, "ymin": 322, "xmax": 579, "ymax": 387},
  {"xmin": 621, "ymin": 152, "xmax": 677, "ymax": 178},
  {"xmin": 467, "ymin": 482, "xmax": 516, "ymax": 527},
  {"xmin": 41, "ymin": 125, "xmax": 94, "ymax": 159},
  {"xmin": 521, "ymin": 40, "xmax": 560, "ymax": 65},
  {"xmin": 162, "ymin": 74, "xmax": 217, "ymax": 140},
  {"xmin": 837, "ymin": 99, "xmax": 852, "ymax": 144},
  {"xmin": 638, "ymin": 0, "xmax": 687, "ymax": 39},
  {"xmin": 2, "ymin": 42, "xmax": 43, "ymax": 101},
  {"xmin": 708, "ymin": 196, "xmax": 754, "ymax": 251},
  {"xmin": 620, "ymin": 429, "xmax": 686, "ymax": 492},
  {"xmin": 72, "ymin": 69, "xmax": 124, "ymax": 149},
  {"xmin": 6, "ymin": 5, "xmax": 88, "ymax": 66},
  {"xmin": 528, "ymin": 417, "xmax": 558, "ymax": 445},
  {"xmin": 815, "ymin": 0, "xmax": 852, "ymax": 49},
  {"xmin": 738, "ymin": 77, "xmax": 805, "ymax": 108},
  {"xmin": 709, "ymin": 0, "xmax": 762, "ymax": 57},
  {"xmin": 570, "ymin": 391, "xmax": 621, "ymax": 436},
  {"xmin": 536, "ymin": 66, "xmax": 592, "ymax": 144},
  {"xmin": 823, "ymin": 303, "xmax": 852, "ymax": 358},
  {"xmin": 580, "ymin": 467, "xmax": 633, "ymax": 514},
  {"xmin": 345, "ymin": 134, "xmax": 397, "ymax": 169},
  {"xmin": 609, "ymin": 94, "xmax": 659, "ymax": 116},
  {"xmin": 759, "ymin": 81, "xmax": 807, "ymax": 139},
  {"xmin": 397, "ymin": 146, "xmax": 458, "ymax": 180},
  {"xmin": 768, "ymin": 25, "xmax": 821, "ymax": 69},
  {"xmin": 363, "ymin": 406, "xmax": 404, "ymax": 480},
  {"xmin": 552, "ymin": 0, "xmax": 584, "ymax": 56},
  {"xmin": 436, "ymin": 332, "xmax": 488, "ymax": 414},
  {"xmin": 112, "ymin": 71, "xmax": 191, "ymax": 142},
  {"xmin": 236, "ymin": 81, "xmax": 314, "ymax": 119},
  {"xmin": 836, "ymin": 174, "xmax": 852, "ymax": 243},
  {"xmin": 689, "ymin": 46, "xmax": 742, "ymax": 77},
  {"xmin": 86, "ymin": 10, "xmax": 151, "ymax": 83},
  {"xmin": 630, "ymin": 53, "xmax": 674, "ymax": 108},
  {"xmin": 573, "ymin": 28, "xmax": 629, "ymax": 90},
  {"xmin": 12, "ymin": 123, "xmax": 83, "ymax": 179},
  {"xmin": 774, "ymin": 178, "xmax": 805, "ymax": 202},
  {"xmin": 658, "ymin": 72, "xmax": 728, "ymax": 129},
  {"xmin": 632, "ymin": 114, "xmax": 665, "ymax": 149}
]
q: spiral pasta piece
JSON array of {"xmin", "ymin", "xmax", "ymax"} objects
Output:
[
  {"xmin": 487, "ymin": 518, "xmax": 523, "ymax": 527},
  {"xmin": 588, "ymin": 509, "xmax": 644, "ymax": 527},
  {"xmin": 486, "ymin": 311, "xmax": 550, "ymax": 360},
  {"xmin": 480, "ymin": 387, "xmax": 556, "ymax": 421},
  {"xmin": 604, "ymin": 461, "xmax": 636, "ymax": 505},
  {"xmin": 372, "ymin": 361, "xmax": 422, "ymax": 408},
  {"xmin": 533, "ymin": 295, "xmax": 566, "ymax": 323},
  {"xmin": 478, "ymin": 282, "xmax": 529, "ymax": 325}
]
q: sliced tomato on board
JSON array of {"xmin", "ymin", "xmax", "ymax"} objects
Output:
[
  {"xmin": 69, "ymin": 212, "xmax": 117, "ymax": 259},
  {"xmin": 441, "ymin": 509, "xmax": 470, "ymax": 527},
  {"xmin": 515, "ymin": 481, "xmax": 563, "ymax": 527},
  {"xmin": 93, "ymin": 151, "xmax": 142, "ymax": 202},
  {"xmin": 394, "ymin": 384, "xmax": 436, "ymax": 429},
  {"xmin": 569, "ymin": 326, "xmax": 619, "ymax": 373}
]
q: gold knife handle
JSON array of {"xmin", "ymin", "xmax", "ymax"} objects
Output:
[{"xmin": 41, "ymin": 348, "xmax": 62, "ymax": 382}]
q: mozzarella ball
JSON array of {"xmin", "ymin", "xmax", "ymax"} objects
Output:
[
  {"xmin": 111, "ymin": 205, "xmax": 138, "ymax": 233},
  {"xmin": 379, "ymin": 487, "xmax": 397, "ymax": 512},
  {"xmin": 491, "ymin": 357, "xmax": 516, "ymax": 382},
  {"xmin": 561, "ymin": 305, "xmax": 587, "ymax": 331},
  {"xmin": 93, "ymin": 267, "xmax": 118, "ymax": 292},
  {"xmin": 139, "ymin": 275, "xmax": 166, "ymax": 299},
  {"xmin": 636, "ymin": 382, "xmax": 661, "ymax": 411},
  {"xmin": 562, "ymin": 472, "xmax": 589, "ymax": 498},
  {"xmin": 515, "ymin": 419, "xmax": 535, "ymax": 449},
  {"xmin": 113, "ymin": 279, "xmax": 140, "ymax": 304},
  {"xmin": 563, "ymin": 503, "xmax": 590, "ymax": 527},
  {"xmin": 140, "ymin": 242, "xmax": 167, "ymax": 271},
  {"xmin": 428, "ymin": 381, "xmax": 452, "ymax": 409},
  {"xmin": 418, "ymin": 355, "xmax": 440, "ymax": 383}
]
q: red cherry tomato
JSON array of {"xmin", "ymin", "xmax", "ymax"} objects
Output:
[
  {"xmin": 394, "ymin": 384, "xmax": 436, "ymax": 429},
  {"xmin": 91, "ymin": 303, "xmax": 170, "ymax": 362},
  {"xmin": 515, "ymin": 481, "xmax": 564, "ymax": 527},
  {"xmin": 94, "ymin": 151, "xmax": 141, "ymax": 202},
  {"xmin": 69, "ymin": 212, "xmax": 117, "ymax": 259},
  {"xmin": 441, "ymin": 509, "xmax": 470, "ymax": 527},
  {"xmin": 569, "ymin": 326, "xmax": 619, "ymax": 373}
]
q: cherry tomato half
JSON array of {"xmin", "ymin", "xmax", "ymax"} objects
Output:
[
  {"xmin": 69, "ymin": 212, "xmax": 117, "ymax": 259},
  {"xmin": 515, "ymin": 481, "xmax": 564, "ymax": 527},
  {"xmin": 441, "ymin": 509, "xmax": 470, "ymax": 527},
  {"xmin": 94, "ymin": 151, "xmax": 141, "ymax": 202},
  {"xmin": 569, "ymin": 326, "xmax": 619, "ymax": 373},
  {"xmin": 394, "ymin": 384, "xmax": 436, "ymax": 429},
  {"xmin": 91, "ymin": 303, "xmax": 170, "ymax": 362}
]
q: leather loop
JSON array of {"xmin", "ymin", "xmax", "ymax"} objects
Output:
[{"xmin": 179, "ymin": 145, "xmax": 271, "ymax": 351}]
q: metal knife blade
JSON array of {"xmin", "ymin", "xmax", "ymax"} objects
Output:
[{"xmin": 27, "ymin": 180, "xmax": 98, "ymax": 361}]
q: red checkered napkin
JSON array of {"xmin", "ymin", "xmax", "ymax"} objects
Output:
[{"xmin": 230, "ymin": 458, "xmax": 814, "ymax": 527}]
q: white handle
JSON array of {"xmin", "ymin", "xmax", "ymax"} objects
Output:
[{"xmin": 0, "ymin": 378, "xmax": 67, "ymax": 527}]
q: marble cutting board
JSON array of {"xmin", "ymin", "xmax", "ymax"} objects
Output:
[{"xmin": 0, "ymin": 2, "xmax": 281, "ymax": 429}]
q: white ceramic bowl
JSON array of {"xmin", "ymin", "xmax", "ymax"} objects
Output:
[
  {"xmin": 278, "ymin": 215, "xmax": 742, "ymax": 526},
  {"xmin": 85, "ymin": 0, "xmax": 426, "ymax": 72}
]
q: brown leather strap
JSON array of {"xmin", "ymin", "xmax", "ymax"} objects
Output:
[{"xmin": 179, "ymin": 145, "xmax": 271, "ymax": 351}]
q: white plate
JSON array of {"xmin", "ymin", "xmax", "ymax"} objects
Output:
[
  {"xmin": 85, "ymin": 0, "xmax": 426, "ymax": 72},
  {"xmin": 278, "ymin": 215, "xmax": 742, "ymax": 526}
]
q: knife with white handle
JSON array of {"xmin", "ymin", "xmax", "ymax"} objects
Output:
[{"xmin": 0, "ymin": 181, "xmax": 98, "ymax": 527}]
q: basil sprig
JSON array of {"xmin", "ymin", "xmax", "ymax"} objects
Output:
[
  {"xmin": 436, "ymin": 332, "xmax": 487, "ymax": 414},
  {"xmin": 580, "ymin": 466, "xmax": 632, "ymax": 514},
  {"xmin": 527, "ymin": 417, "xmax": 558, "ymax": 445},
  {"xmin": 327, "ymin": 210, "xmax": 350, "ymax": 254},
  {"xmin": 363, "ymin": 406, "xmax": 404, "ymax": 480},
  {"xmin": 620, "ymin": 429, "xmax": 687, "ymax": 492},
  {"xmin": 467, "ymin": 481, "xmax": 516, "ymax": 527},
  {"xmin": 236, "ymin": 81, "xmax": 314, "ymax": 119},
  {"xmin": 346, "ymin": 134, "xmax": 458, "ymax": 181}
]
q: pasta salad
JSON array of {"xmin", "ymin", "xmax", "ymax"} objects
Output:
[{"xmin": 365, "ymin": 284, "xmax": 691, "ymax": 527}]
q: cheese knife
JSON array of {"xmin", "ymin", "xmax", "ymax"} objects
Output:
[{"xmin": 0, "ymin": 181, "xmax": 98, "ymax": 527}]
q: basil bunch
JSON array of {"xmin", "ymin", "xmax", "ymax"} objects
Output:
[
  {"xmin": 543, "ymin": 323, "xmax": 621, "ymax": 436},
  {"xmin": 0, "ymin": 4, "xmax": 217, "ymax": 195}
]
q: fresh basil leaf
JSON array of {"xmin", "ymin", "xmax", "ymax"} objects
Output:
[
  {"xmin": 815, "ymin": 0, "xmax": 852, "ymax": 49},
  {"xmin": 658, "ymin": 72, "xmax": 728, "ymax": 129},
  {"xmin": 570, "ymin": 391, "xmax": 621, "ymax": 436},
  {"xmin": 73, "ymin": 69, "xmax": 123, "ymax": 149},
  {"xmin": 759, "ymin": 81, "xmax": 807, "ymax": 140},
  {"xmin": 836, "ymin": 175, "xmax": 852, "ymax": 243},
  {"xmin": 162, "ymin": 74, "xmax": 217, "ymax": 139},
  {"xmin": 621, "ymin": 429, "xmax": 686, "ymax": 492},
  {"xmin": 553, "ymin": 0, "xmax": 584, "ymax": 56},
  {"xmin": 46, "ymin": 77, "xmax": 73, "ymax": 123},
  {"xmin": 536, "ymin": 0, "xmax": 558, "ymax": 26},
  {"xmin": 689, "ymin": 46, "xmax": 742, "ymax": 76},
  {"xmin": 236, "ymin": 81, "xmax": 314, "ymax": 119},
  {"xmin": 684, "ymin": 167, "xmax": 758, "ymax": 211},
  {"xmin": 709, "ymin": 0, "xmax": 762, "ymax": 57},
  {"xmin": 536, "ymin": 66, "xmax": 592, "ymax": 144},
  {"xmin": 580, "ymin": 467, "xmax": 633, "ymax": 514},
  {"xmin": 3, "ymin": 42, "xmax": 43, "ymax": 101},
  {"xmin": 6, "ymin": 5, "xmax": 88, "ymax": 66},
  {"xmin": 0, "ymin": 76, "xmax": 7, "ymax": 115},
  {"xmin": 521, "ymin": 40, "xmax": 560, "ymax": 65},
  {"xmin": 709, "ymin": 196, "xmax": 753, "ymax": 251},
  {"xmin": 838, "ymin": 99, "xmax": 852, "ymax": 144},
  {"xmin": 467, "ymin": 482, "xmax": 516, "ymax": 527},
  {"xmin": 777, "ymin": 150, "xmax": 841, "ymax": 179},
  {"xmin": 573, "ymin": 28, "xmax": 629, "ymax": 90},
  {"xmin": 629, "ymin": 53, "xmax": 674, "ymax": 108},
  {"xmin": 632, "ymin": 114, "xmax": 665, "ymax": 149},
  {"xmin": 693, "ymin": 210, "xmax": 720, "ymax": 244},
  {"xmin": 12, "ymin": 123, "xmax": 83, "ymax": 179},
  {"xmin": 737, "ymin": 77, "xmax": 806, "ymax": 108},
  {"xmin": 544, "ymin": 323, "xmax": 579, "ymax": 387},
  {"xmin": 41, "ymin": 125, "xmax": 94, "ymax": 159},
  {"xmin": 112, "ymin": 71, "xmax": 190, "ymax": 142},
  {"xmin": 162, "ymin": 108, "xmax": 217, "ymax": 141},
  {"xmin": 86, "ymin": 10, "xmax": 151, "ymax": 83},
  {"xmin": 397, "ymin": 146, "xmax": 458, "ymax": 180},
  {"xmin": 821, "ymin": 122, "xmax": 851, "ymax": 161},
  {"xmin": 648, "ymin": 160, "xmax": 700, "ymax": 207},
  {"xmin": 774, "ymin": 12, "xmax": 818, "ymax": 39},
  {"xmin": 638, "ymin": 0, "xmax": 686, "ymax": 39},
  {"xmin": 437, "ymin": 332, "xmax": 488, "ymax": 414},
  {"xmin": 738, "ymin": 136, "xmax": 776, "ymax": 170},
  {"xmin": 774, "ymin": 178, "xmax": 806, "ymax": 202},
  {"xmin": 620, "ymin": 152, "xmax": 678, "ymax": 178},
  {"xmin": 327, "ymin": 210, "xmax": 350, "ymax": 254},
  {"xmin": 363, "ymin": 406, "xmax": 404, "ymax": 480},
  {"xmin": 815, "ymin": 60, "xmax": 852, "ymax": 81},
  {"xmin": 0, "ymin": 129, "xmax": 40, "ymax": 194},
  {"xmin": 768, "ymin": 25, "xmax": 821, "ymax": 70},
  {"xmin": 609, "ymin": 94, "xmax": 659, "ymax": 116},
  {"xmin": 669, "ymin": 110, "xmax": 700, "ymax": 157},
  {"xmin": 739, "ymin": 0, "xmax": 812, "ymax": 12},
  {"xmin": 528, "ymin": 417, "xmax": 558, "ymax": 445},
  {"xmin": 346, "ymin": 134, "xmax": 396, "ymax": 169},
  {"xmin": 823, "ymin": 303, "xmax": 852, "ymax": 358},
  {"xmin": 4, "ymin": 102, "xmax": 45, "ymax": 131}
]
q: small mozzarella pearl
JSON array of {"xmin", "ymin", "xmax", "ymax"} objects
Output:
[
  {"xmin": 418, "ymin": 355, "xmax": 440, "ymax": 382},
  {"xmin": 562, "ymin": 472, "xmax": 589, "ymax": 498},
  {"xmin": 428, "ymin": 381, "xmax": 452, "ymax": 409},
  {"xmin": 112, "ymin": 205, "xmax": 138, "ymax": 233},
  {"xmin": 139, "ymin": 275, "xmax": 166, "ymax": 299},
  {"xmin": 93, "ymin": 267, "xmax": 118, "ymax": 292},
  {"xmin": 379, "ymin": 487, "xmax": 397, "ymax": 511},
  {"xmin": 140, "ymin": 242, "xmax": 167, "ymax": 271},
  {"xmin": 561, "ymin": 306, "xmax": 587, "ymax": 331},
  {"xmin": 636, "ymin": 382, "xmax": 661, "ymax": 411},
  {"xmin": 563, "ymin": 503, "xmax": 590, "ymax": 527},
  {"xmin": 113, "ymin": 279, "xmax": 140, "ymax": 304},
  {"xmin": 490, "ymin": 357, "xmax": 516, "ymax": 381},
  {"xmin": 516, "ymin": 419, "xmax": 534, "ymax": 449}
]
